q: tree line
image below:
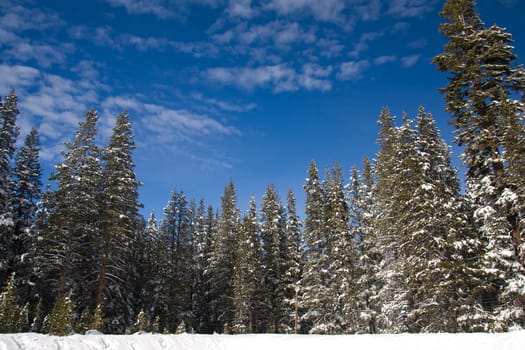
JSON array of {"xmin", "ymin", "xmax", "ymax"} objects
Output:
[{"xmin": 1, "ymin": 0, "xmax": 524, "ymax": 335}]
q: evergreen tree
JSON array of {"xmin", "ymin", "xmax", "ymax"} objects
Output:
[
  {"xmin": 434, "ymin": 0, "xmax": 525, "ymax": 330},
  {"xmin": 159, "ymin": 189, "xmax": 193, "ymax": 332},
  {"xmin": 35, "ymin": 109, "xmax": 101, "ymax": 316},
  {"xmin": 44, "ymin": 294, "xmax": 75, "ymax": 336},
  {"xmin": 12, "ymin": 128, "xmax": 41, "ymax": 304},
  {"xmin": 284, "ymin": 189, "xmax": 302, "ymax": 334},
  {"xmin": 401, "ymin": 108, "xmax": 476, "ymax": 332},
  {"xmin": 97, "ymin": 110, "xmax": 142, "ymax": 333},
  {"xmin": 0, "ymin": 273, "xmax": 23, "ymax": 333},
  {"xmin": 369, "ymin": 107, "xmax": 400, "ymax": 332},
  {"xmin": 232, "ymin": 196, "xmax": 261, "ymax": 334},
  {"xmin": 350, "ymin": 159, "xmax": 381, "ymax": 334},
  {"xmin": 300, "ymin": 160, "xmax": 329, "ymax": 333},
  {"xmin": 134, "ymin": 309, "xmax": 149, "ymax": 333},
  {"xmin": 191, "ymin": 201, "xmax": 215, "ymax": 333},
  {"xmin": 259, "ymin": 185, "xmax": 288, "ymax": 333},
  {"xmin": 207, "ymin": 180, "xmax": 240, "ymax": 333},
  {"xmin": 325, "ymin": 162, "xmax": 355, "ymax": 333},
  {"xmin": 0, "ymin": 90, "xmax": 19, "ymax": 287}
]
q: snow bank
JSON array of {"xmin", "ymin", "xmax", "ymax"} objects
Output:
[{"xmin": 0, "ymin": 331, "xmax": 524, "ymax": 350}]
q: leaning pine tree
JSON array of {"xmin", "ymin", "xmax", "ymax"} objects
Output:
[{"xmin": 433, "ymin": 0, "xmax": 525, "ymax": 330}]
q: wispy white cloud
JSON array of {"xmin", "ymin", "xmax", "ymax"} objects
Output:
[
  {"xmin": 401, "ymin": 54, "xmax": 421, "ymax": 68},
  {"xmin": 206, "ymin": 63, "xmax": 333, "ymax": 92},
  {"xmin": 190, "ymin": 93, "xmax": 257, "ymax": 113},
  {"xmin": 265, "ymin": 0, "xmax": 346, "ymax": 23},
  {"xmin": 0, "ymin": 1, "xmax": 64, "ymax": 31},
  {"xmin": 227, "ymin": 0, "xmax": 257, "ymax": 18},
  {"xmin": 337, "ymin": 60, "xmax": 370, "ymax": 80},
  {"xmin": 104, "ymin": 0, "xmax": 175, "ymax": 19},
  {"xmin": 374, "ymin": 55, "xmax": 397, "ymax": 65},
  {"xmin": 387, "ymin": 0, "xmax": 437, "ymax": 18}
]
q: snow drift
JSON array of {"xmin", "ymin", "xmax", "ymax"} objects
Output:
[{"xmin": 1, "ymin": 331, "xmax": 525, "ymax": 350}]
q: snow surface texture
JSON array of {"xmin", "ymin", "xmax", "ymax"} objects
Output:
[{"xmin": 1, "ymin": 332, "xmax": 525, "ymax": 350}]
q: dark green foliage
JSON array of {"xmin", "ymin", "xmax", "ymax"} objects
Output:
[
  {"xmin": 207, "ymin": 180, "xmax": 240, "ymax": 333},
  {"xmin": 0, "ymin": 90, "xmax": 19, "ymax": 287},
  {"xmin": 0, "ymin": 274, "xmax": 25, "ymax": 333},
  {"xmin": 97, "ymin": 110, "xmax": 142, "ymax": 333},
  {"xmin": 434, "ymin": 0, "xmax": 525, "ymax": 330},
  {"xmin": 232, "ymin": 196, "xmax": 261, "ymax": 334},
  {"xmin": 44, "ymin": 294, "xmax": 75, "ymax": 336}
]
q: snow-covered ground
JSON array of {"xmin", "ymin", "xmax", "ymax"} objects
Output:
[{"xmin": 1, "ymin": 331, "xmax": 524, "ymax": 350}]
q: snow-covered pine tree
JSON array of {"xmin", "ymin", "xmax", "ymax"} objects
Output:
[
  {"xmin": 206, "ymin": 180, "xmax": 240, "ymax": 333},
  {"xmin": 159, "ymin": 189, "xmax": 193, "ymax": 332},
  {"xmin": 324, "ymin": 162, "xmax": 354, "ymax": 334},
  {"xmin": 300, "ymin": 160, "xmax": 330, "ymax": 333},
  {"xmin": 259, "ymin": 185, "xmax": 288, "ymax": 333},
  {"xmin": 433, "ymin": 0, "xmax": 525, "ymax": 330},
  {"xmin": 12, "ymin": 128, "xmax": 41, "ymax": 305},
  {"xmin": 284, "ymin": 189, "xmax": 303, "ymax": 334},
  {"xmin": 97, "ymin": 110, "xmax": 142, "ymax": 333},
  {"xmin": 349, "ymin": 159, "xmax": 381, "ymax": 334},
  {"xmin": 401, "ymin": 107, "xmax": 477, "ymax": 332},
  {"xmin": 370, "ymin": 107, "xmax": 402, "ymax": 333},
  {"xmin": 0, "ymin": 90, "xmax": 19, "ymax": 288},
  {"xmin": 35, "ymin": 109, "xmax": 101, "ymax": 316},
  {"xmin": 232, "ymin": 196, "xmax": 261, "ymax": 334},
  {"xmin": 191, "ymin": 201, "xmax": 215, "ymax": 333}
]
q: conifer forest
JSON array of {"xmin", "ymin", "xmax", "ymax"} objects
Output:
[{"xmin": 1, "ymin": 0, "xmax": 525, "ymax": 335}]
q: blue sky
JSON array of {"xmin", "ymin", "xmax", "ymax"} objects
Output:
[{"xmin": 1, "ymin": 0, "xmax": 524, "ymax": 217}]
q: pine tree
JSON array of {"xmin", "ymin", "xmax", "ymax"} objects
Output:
[
  {"xmin": 401, "ymin": 108, "xmax": 476, "ymax": 332},
  {"xmin": 259, "ymin": 185, "xmax": 287, "ymax": 333},
  {"xmin": 300, "ymin": 161, "xmax": 330, "ymax": 333},
  {"xmin": 433, "ymin": 0, "xmax": 525, "ymax": 330},
  {"xmin": 369, "ymin": 108, "xmax": 401, "ymax": 333},
  {"xmin": 0, "ymin": 90, "xmax": 19, "ymax": 287},
  {"xmin": 12, "ymin": 128, "xmax": 41, "ymax": 305},
  {"xmin": 0, "ymin": 273, "xmax": 23, "ymax": 333},
  {"xmin": 321, "ymin": 162, "xmax": 352, "ymax": 334},
  {"xmin": 191, "ymin": 201, "xmax": 215, "ymax": 333},
  {"xmin": 44, "ymin": 293, "xmax": 75, "ymax": 336},
  {"xmin": 159, "ymin": 189, "xmax": 193, "ymax": 332},
  {"xmin": 134, "ymin": 309, "xmax": 149, "ymax": 333},
  {"xmin": 350, "ymin": 159, "xmax": 381, "ymax": 334},
  {"xmin": 207, "ymin": 180, "xmax": 240, "ymax": 333},
  {"xmin": 232, "ymin": 196, "xmax": 261, "ymax": 334},
  {"xmin": 97, "ymin": 110, "xmax": 142, "ymax": 333},
  {"xmin": 35, "ymin": 109, "xmax": 101, "ymax": 315},
  {"xmin": 284, "ymin": 189, "xmax": 302, "ymax": 334}
]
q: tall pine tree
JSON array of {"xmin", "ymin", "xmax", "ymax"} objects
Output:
[{"xmin": 433, "ymin": 0, "xmax": 525, "ymax": 330}]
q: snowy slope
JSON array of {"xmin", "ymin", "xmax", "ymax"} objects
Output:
[{"xmin": 1, "ymin": 331, "xmax": 524, "ymax": 350}]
